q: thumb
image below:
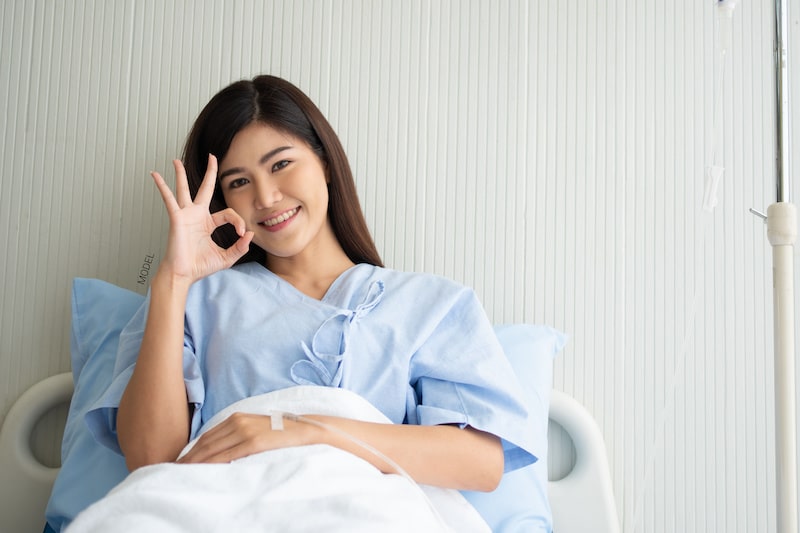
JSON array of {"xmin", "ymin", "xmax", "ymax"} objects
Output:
[{"xmin": 222, "ymin": 231, "xmax": 254, "ymax": 265}]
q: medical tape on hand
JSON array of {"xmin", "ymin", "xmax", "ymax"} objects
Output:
[{"xmin": 270, "ymin": 412, "xmax": 284, "ymax": 431}]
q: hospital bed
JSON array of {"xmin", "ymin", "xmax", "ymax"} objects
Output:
[{"xmin": 0, "ymin": 279, "xmax": 620, "ymax": 533}]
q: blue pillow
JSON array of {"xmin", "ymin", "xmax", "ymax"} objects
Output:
[
  {"xmin": 45, "ymin": 279, "xmax": 143, "ymax": 532},
  {"xmin": 461, "ymin": 324, "xmax": 567, "ymax": 533},
  {"xmin": 46, "ymin": 278, "xmax": 566, "ymax": 532}
]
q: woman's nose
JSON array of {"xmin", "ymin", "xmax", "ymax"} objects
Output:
[{"xmin": 254, "ymin": 177, "xmax": 283, "ymax": 209}]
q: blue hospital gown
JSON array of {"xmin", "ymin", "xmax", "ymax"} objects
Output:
[{"xmin": 87, "ymin": 262, "xmax": 537, "ymax": 472}]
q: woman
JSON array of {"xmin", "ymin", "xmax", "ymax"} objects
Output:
[{"xmin": 94, "ymin": 75, "xmax": 536, "ymax": 493}]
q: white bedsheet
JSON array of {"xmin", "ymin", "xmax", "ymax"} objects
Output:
[{"xmin": 65, "ymin": 386, "xmax": 491, "ymax": 533}]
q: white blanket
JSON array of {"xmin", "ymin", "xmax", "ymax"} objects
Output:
[{"xmin": 66, "ymin": 386, "xmax": 491, "ymax": 533}]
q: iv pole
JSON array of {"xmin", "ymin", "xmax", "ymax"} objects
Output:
[{"xmin": 769, "ymin": 0, "xmax": 798, "ymax": 531}]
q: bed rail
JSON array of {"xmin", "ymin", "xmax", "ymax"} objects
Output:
[
  {"xmin": 0, "ymin": 373, "xmax": 73, "ymax": 533},
  {"xmin": 548, "ymin": 389, "xmax": 620, "ymax": 533}
]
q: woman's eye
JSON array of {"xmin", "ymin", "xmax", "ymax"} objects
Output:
[
  {"xmin": 227, "ymin": 177, "xmax": 248, "ymax": 189},
  {"xmin": 272, "ymin": 160, "xmax": 290, "ymax": 172}
]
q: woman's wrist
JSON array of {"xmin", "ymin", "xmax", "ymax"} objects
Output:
[
  {"xmin": 290, "ymin": 415, "xmax": 329, "ymax": 447},
  {"xmin": 151, "ymin": 266, "xmax": 194, "ymax": 295}
]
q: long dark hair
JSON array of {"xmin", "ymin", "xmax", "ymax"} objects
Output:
[{"xmin": 182, "ymin": 75, "xmax": 383, "ymax": 267}]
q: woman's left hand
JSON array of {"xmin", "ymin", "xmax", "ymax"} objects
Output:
[{"xmin": 177, "ymin": 412, "xmax": 316, "ymax": 464}]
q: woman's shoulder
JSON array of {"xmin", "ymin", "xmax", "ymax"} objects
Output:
[
  {"xmin": 367, "ymin": 265, "xmax": 474, "ymax": 300},
  {"xmin": 376, "ymin": 264, "xmax": 465, "ymax": 285}
]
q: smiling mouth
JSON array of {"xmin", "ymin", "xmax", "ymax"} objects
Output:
[{"xmin": 261, "ymin": 207, "xmax": 299, "ymax": 227}]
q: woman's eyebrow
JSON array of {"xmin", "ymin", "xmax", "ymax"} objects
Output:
[{"xmin": 218, "ymin": 146, "xmax": 293, "ymax": 181}]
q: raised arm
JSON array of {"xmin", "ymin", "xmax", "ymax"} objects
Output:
[{"xmin": 117, "ymin": 156, "xmax": 253, "ymax": 471}]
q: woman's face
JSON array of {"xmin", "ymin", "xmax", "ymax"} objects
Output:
[{"xmin": 217, "ymin": 122, "xmax": 333, "ymax": 261}]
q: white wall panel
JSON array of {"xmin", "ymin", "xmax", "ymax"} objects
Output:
[{"xmin": 0, "ymin": 1, "xmax": 794, "ymax": 531}]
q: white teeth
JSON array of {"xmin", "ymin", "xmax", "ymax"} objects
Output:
[{"xmin": 264, "ymin": 208, "xmax": 298, "ymax": 227}]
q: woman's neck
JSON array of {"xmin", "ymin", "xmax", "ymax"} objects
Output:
[{"xmin": 266, "ymin": 246, "xmax": 356, "ymax": 300}]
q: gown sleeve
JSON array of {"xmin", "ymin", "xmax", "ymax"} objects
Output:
[{"xmin": 407, "ymin": 285, "xmax": 539, "ymax": 473}]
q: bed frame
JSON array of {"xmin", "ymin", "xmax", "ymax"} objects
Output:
[{"xmin": 0, "ymin": 373, "xmax": 620, "ymax": 533}]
